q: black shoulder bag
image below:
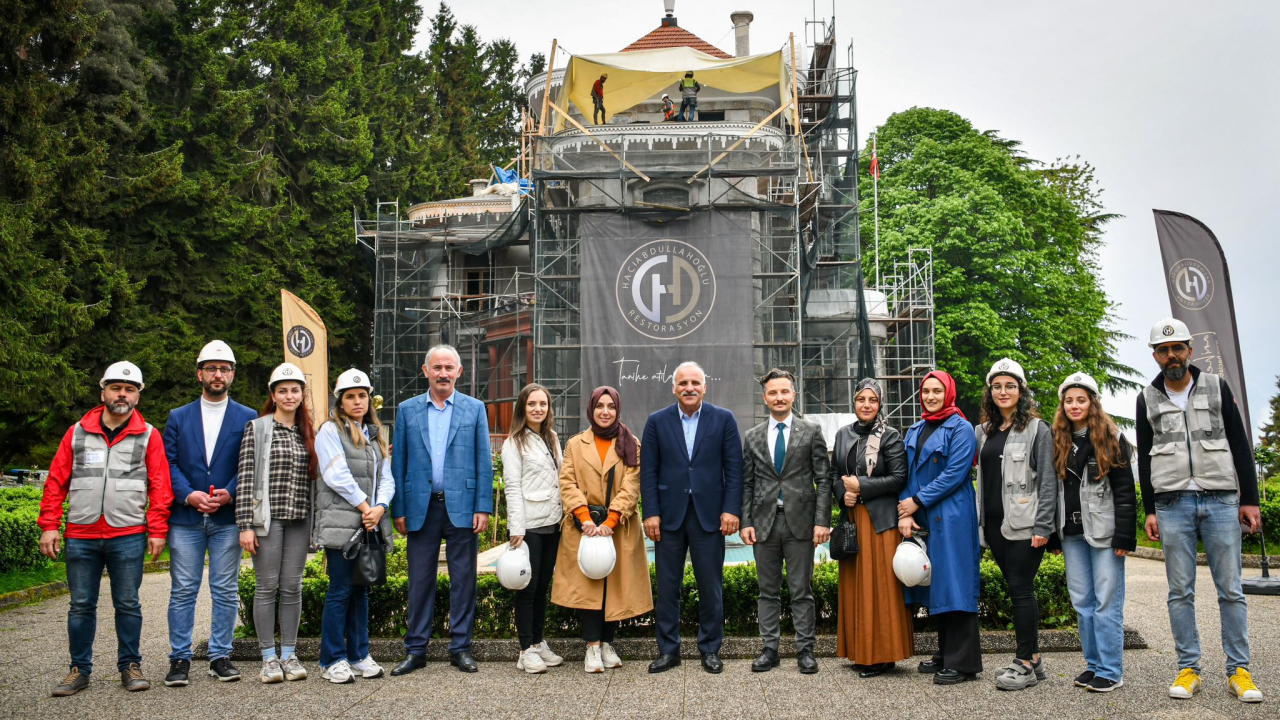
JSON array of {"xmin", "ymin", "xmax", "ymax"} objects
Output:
[
  {"xmin": 573, "ymin": 467, "xmax": 615, "ymax": 532},
  {"xmin": 343, "ymin": 526, "xmax": 387, "ymax": 586}
]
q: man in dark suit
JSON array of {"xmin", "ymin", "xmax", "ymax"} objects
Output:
[
  {"xmin": 162, "ymin": 341, "xmax": 258, "ymax": 686},
  {"xmin": 390, "ymin": 344, "xmax": 494, "ymax": 675},
  {"xmin": 740, "ymin": 368, "xmax": 831, "ymax": 674},
  {"xmin": 641, "ymin": 361, "xmax": 743, "ymax": 674}
]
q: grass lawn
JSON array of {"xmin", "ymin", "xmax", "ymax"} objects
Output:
[{"xmin": 0, "ymin": 547, "xmax": 172, "ymax": 599}]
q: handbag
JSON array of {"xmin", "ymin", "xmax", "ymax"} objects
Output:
[
  {"xmin": 342, "ymin": 526, "xmax": 387, "ymax": 586},
  {"xmin": 573, "ymin": 467, "xmax": 615, "ymax": 532}
]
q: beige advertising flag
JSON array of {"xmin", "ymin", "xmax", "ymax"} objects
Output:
[{"xmin": 281, "ymin": 289, "xmax": 328, "ymax": 429}]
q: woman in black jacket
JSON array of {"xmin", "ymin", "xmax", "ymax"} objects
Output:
[
  {"xmin": 1052, "ymin": 372, "xmax": 1137, "ymax": 694},
  {"xmin": 830, "ymin": 378, "xmax": 913, "ymax": 676}
]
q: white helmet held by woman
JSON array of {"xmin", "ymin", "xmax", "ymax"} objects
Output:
[
  {"xmin": 577, "ymin": 535, "xmax": 617, "ymax": 580},
  {"xmin": 496, "ymin": 542, "xmax": 532, "ymax": 590},
  {"xmin": 893, "ymin": 535, "xmax": 931, "ymax": 587}
]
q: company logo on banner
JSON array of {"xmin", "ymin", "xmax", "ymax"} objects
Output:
[
  {"xmin": 1168, "ymin": 257, "xmax": 1214, "ymax": 310},
  {"xmin": 286, "ymin": 325, "xmax": 317, "ymax": 357},
  {"xmin": 616, "ymin": 240, "xmax": 717, "ymax": 339}
]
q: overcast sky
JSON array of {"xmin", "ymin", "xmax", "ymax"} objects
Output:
[{"xmin": 417, "ymin": 1, "xmax": 1280, "ymax": 439}]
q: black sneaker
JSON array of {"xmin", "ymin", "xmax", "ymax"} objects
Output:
[
  {"xmin": 1086, "ymin": 676, "xmax": 1123, "ymax": 693},
  {"xmin": 208, "ymin": 658, "xmax": 242, "ymax": 682},
  {"xmin": 917, "ymin": 658, "xmax": 943, "ymax": 674},
  {"xmin": 164, "ymin": 660, "xmax": 190, "ymax": 687},
  {"xmin": 1073, "ymin": 670, "xmax": 1095, "ymax": 688}
]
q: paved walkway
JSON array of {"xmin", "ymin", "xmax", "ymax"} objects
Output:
[{"xmin": 0, "ymin": 556, "xmax": 1275, "ymax": 719}]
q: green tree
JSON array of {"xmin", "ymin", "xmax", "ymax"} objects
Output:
[
  {"xmin": 861, "ymin": 107, "xmax": 1140, "ymax": 420},
  {"xmin": 1258, "ymin": 375, "xmax": 1280, "ymax": 481}
]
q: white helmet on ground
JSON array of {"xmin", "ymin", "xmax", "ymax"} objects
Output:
[
  {"xmin": 1148, "ymin": 317, "xmax": 1192, "ymax": 347},
  {"xmin": 496, "ymin": 542, "xmax": 532, "ymax": 590},
  {"xmin": 985, "ymin": 357, "xmax": 1026, "ymax": 386},
  {"xmin": 196, "ymin": 340, "xmax": 236, "ymax": 367},
  {"xmin": 333, "ymin": 368, "xmax": 373, "ymax": 398},
  {"xmin": 268, "ymin": 362, "xmax": 306, "ymax": 389},
  {"xmin": 100, "ymin": 361, "xmax": 145, "ymax": 390},
  {"xmin": 1058, "ymin": 372, "xmax": 1100, "ymax": 400},
  {"xmin": 893, "ymin": 535, "xmax": 931, "ymax": 587},
  {"xmin": 577, "ymin": 535, "xmax": 617, "ymax": 580}
]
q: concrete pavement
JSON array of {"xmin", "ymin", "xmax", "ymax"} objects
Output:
[{"xmin": 0, "ymin": 555, "xmax": 1275, "ymax": 719}]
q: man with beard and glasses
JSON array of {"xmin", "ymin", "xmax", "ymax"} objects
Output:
[
  {"xmin": 39, "ymin": 362, "xmax": 172, "ymax": 697},
  {"xmin": 1136, "ymin": 317, "xmax": 1264, "ymax": 704},
  {"xmin": 161, "ymin": 341, "xmax": 258, "ymax": 687}
]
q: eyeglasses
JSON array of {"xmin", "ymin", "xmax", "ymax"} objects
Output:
[
  {"xmin": 991, "ymin": 383, "xmax": 1020, "ymax": 393},
  {"xmin": 201, "ymin": 365, "xmax": 235, "ymax": 375},
  {"xmin": 1154, "ymin": 344, "xmax": 1189, "ymax": 358}
]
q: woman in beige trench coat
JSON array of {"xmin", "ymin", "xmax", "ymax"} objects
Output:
[{"xmin": 551, "ymin": 386, "xmax": 653, "ymax": 673}]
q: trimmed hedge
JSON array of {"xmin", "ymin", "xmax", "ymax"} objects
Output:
[
  {"xmin": 0, "ymin": 487, "xmax": 50, "ymax": 574},
  {"xmin": 237, "ymin": 539, "xmax": 1073, "ymax": 639},
  {"xmin": 1135, "ymin": 486, "xmax": 1280, "ymax": 551}
]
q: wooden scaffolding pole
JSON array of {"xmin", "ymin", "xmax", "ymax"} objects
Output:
[
  {"xmin": 789, "ymin": 33, "xmax": 814, "ymax": 183},
  {"xmin": 538, "ymin": 39, "xmax": 558, "ymax": 136},
  {"xmin": 686, "ymin": 99, "xmax": 795, "ymax": 183},
  {"xmin": 547, "ymin": 100, "xmax": 650, "ymax": 182}
]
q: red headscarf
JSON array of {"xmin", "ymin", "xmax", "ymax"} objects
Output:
[
  {"xmin": 588, "ymin": 386, "xmax": 639, "ymax": 467},
  {"xmin": 920, "ymin": 370, "xmax": 967, "ymax": 423}
]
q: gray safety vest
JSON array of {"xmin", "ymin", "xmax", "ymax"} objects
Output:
[
  {"xmin": 975, "ymin": 420, "xmax": 1042, "ymax": 543},
  {"xmin": 1056, "ymin": 429, "xmax": 1131, "ymax": 549},
  {"xmin": 67, "ymin": 422, "xmax": 155, "ymax": 527},
  {"xmin": 311, "ymin": 421, "xmax": 393, "ymax": 549},
  {"xmin": 1142, "ymin": 373, "xmax": 1236, "ymax": 493}
]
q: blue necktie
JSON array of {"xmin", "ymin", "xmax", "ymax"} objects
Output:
[{"xmin": 774, "ymin": 422, "xmax": 786, "ymax": 474}]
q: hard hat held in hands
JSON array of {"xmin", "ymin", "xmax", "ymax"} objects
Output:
[
  {"xmin": 577, "ymin": 535, "xmax": 617, "ymax": 580},
  {"xmin": 496, "ymin": 542, "xmax": 532, "ymax": 590}
]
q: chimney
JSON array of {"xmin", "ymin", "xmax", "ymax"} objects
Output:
[
  {"xmin": 469, "ymin": 179, "xmax": 488, "ymax": 196},
  {"xmin": 662, "ymin": 0, "xmax": 677, "ymax": 27},
  {"xmin": 730, "ymin": 11, "xmax": 753, "ymax": 57}
]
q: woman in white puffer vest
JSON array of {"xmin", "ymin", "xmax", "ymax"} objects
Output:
[{"xmin": 501, "ymin": 383, "xmax": 565, "ymax": 674}]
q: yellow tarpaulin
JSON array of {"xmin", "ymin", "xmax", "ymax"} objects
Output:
[{"xmin": 553, "ymin": 46, "xmax": 790, "ymax": 132}]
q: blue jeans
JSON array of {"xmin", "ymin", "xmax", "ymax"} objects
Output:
[
  {"xmin": 320, "ymin": 548, "xmax": 370, "ymax": 667},
  {"xmin": 679, "ymin": 97, "xmax": 697, "ymax": 122},
  {"xmin": 167, "ymin": 519, "xmax": 242, "ymax": 661},
  {"xmin": 1061, "ymin": 535, "xmax": 1126, "ymax": 681},
  {"xmin": 1154, "ymin": 489, "xmax": 1250, "ymax": 674},
  {"xmin": 64, "ymin": 533, "xmax": 146, "ymax": 674}
]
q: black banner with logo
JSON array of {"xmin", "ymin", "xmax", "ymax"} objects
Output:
[
  {"xmin": 1153, "ymin": 209, "xmax": 1251, "ymax": 438},
  {"xmin": 580, "ymin": 211, "xmax": 756, "ymax": 434}
]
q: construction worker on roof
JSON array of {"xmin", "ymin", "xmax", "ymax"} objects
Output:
[
  {"xmin": 678, "ymin": 71, "xmax": 701, "ymax": 122},
  {"xmin": 661, "ymin": 94, "xmax": 675, "ymax": 121},
  {"xmin": 591, "ymin": 73, "xmax": 608, "ymax": 125}
]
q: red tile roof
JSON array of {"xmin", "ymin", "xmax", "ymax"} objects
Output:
[{"xmin": 621, "ymin": 25, "xmax": 732, "ymax": 59}]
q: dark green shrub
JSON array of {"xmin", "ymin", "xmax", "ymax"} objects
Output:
[{"xmin": 0, "ymin": 488, "xmax": 50, "ymax": 574}]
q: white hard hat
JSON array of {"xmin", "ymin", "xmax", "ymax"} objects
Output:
[
  {"xmin": 100, "ymin": 361, "xmax": 145, "ymax": 390},
  {"xmin": 333, "ymin": 368, "xmax": 373, "ymax": 398},
  {"xmin": 662, "ymin": 93, "xmax": 669, "ymax": 98},
  {"xmin": 268, "ymin": 362, "xmax": 306, "ymax": 389},
  {"xmin": 985, "ymin": 357, "xmax": 1026, "ymax": 386},
  {"xmin": 196, "ymin": 340, "xmax": 236, "ymax": 367},
  {"xmin": 1148, "ymin": 317, "xmax": 1192, "ymax": 347},
  {"xmin": 577, "ymin": 535, "xmax": 617, "ymax": 580},
  {"xmin": 1058, "ymin": 371, "xmax": 1100, "ymax": 400},
  {"xmin": 893, "ymin": 535, "xmax": 931, "ymax": 587},
  {"xmin": 496, "ymin": 543, "xmax": 532, "ymax": 590}
]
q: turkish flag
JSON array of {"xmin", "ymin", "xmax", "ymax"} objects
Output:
[{"xmin": 869, "ymin": 153, "xmax": 880, "ymax": 179}]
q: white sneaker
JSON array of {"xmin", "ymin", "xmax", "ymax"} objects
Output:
[
  {"xmin": 322, "ymin": 660, "xmax": 355, "ymax": 684},
  {"xmin": 600, "ymin": 642, "xmax": 622, "ymax": 669},
  {"xmin": 584, "ymin": 645, "xmax": 604, "ymax": 673},
  {"xmin": 260, "ymin": 658, "xmax": 284, "ymax": 684},
  {"xmin": 281, "ymin": 655, "xmax": 308, "ymax": 681},
  {"xmin": 351, "ymin": 655, "xmax": 384, "ymax": 679},
  {"xmin": 517, "ymin": 647, "xmax": 547, "ymax": 674},
  {"xmin": 535, "ymin": 641, "xmax": 564, "ymax": 667}
]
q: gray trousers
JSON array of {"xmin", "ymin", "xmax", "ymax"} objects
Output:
[
  {"xmin": 251, "ymin": 519, "xmax": 310, "ymax": 650},
  {"xmin": 753, "ymin": 508, "xmax": 816, "ymax": 652}
]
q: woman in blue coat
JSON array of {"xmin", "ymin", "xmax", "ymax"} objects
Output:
[{"xmin": 897, "ymin": 371, "xmax": 982, "ymax": 685}]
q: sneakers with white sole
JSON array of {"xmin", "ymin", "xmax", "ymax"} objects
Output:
[
  {"xmin": 600, "ymin": 642, "xmax": 622, "ymax": 669},
  {"xmin": 535, "ymin": 641, "xmax": 564, "ymax": 667},
  {"xmin": 518, "ymin": 647, "xmax": 548, "ymax": 674},
  {"xmin": 1227, "ymin": 668, "xmax": 1264, "ymax": 703},
  {"xmin": 351, "ymin": 655, "xmax": 384, "ymax": 679},
  {"xmin": 1169, "ymin": 668, "xmax": 1201, "ymax": 699},
  {"xmin": 994, "ymin": 661, "xmax": 1038, "ymax": 691},
  {"xmin": 281, "ymin": 655, "xmax": 307, "ymax": 681},
  {"xmin": 584, "ymin": 645, "xmax": 604, "ymax": 673},
  {"xmin": 322, "ymin": 660, "xmax": 355, "ymax": 684},
  {"xmin": 260, "ymin": 659, "xmax": 284, "ymax": 684}
]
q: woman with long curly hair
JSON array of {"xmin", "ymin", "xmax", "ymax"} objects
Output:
[
  {"xmin": 974, "ymin": 358, "xmax": 1056, "ymax": 691},
  {"xmin": 1052, "ymin": 372, "xmax": 1136, "ymax": 693}
]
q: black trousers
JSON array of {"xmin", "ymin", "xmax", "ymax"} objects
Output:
[
  {"xmin": 986, "ymin": 525, "xmax": 1046, "ymax": 659},
  {"xmin": 578, "ymin": 573, "xmax": 617, "ymax": 644},
  {"xmin": 514, "ymin": 529, "xmax": 560, "ymax": 649},
  {"xmin": 931, "ymin": 611, "xmax": 983, "ymax": 674}
]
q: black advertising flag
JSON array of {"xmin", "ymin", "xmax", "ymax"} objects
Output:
[{"xmin": 1153, "ymin": 210, "xmax": 1251, "ymax": 439}]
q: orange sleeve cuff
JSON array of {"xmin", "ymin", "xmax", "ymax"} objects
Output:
[
  {"xmin": 573, "ymin": 506, "xmax": 593, "ymax": 524},
  {"xmin": 603, "ymin": 510, "xmax": 621, "ymax": 529}
]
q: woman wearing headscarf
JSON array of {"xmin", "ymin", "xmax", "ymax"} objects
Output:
[
  {"xmin": 897, "ymin": 371, "xmax": 982, "ymax": 685},
  {"xmin": 550, "ymin": 387, "xmax": 653, "ymax": 673},
  {"xmin": 830, "ymin": 379, "xmax": 913, "ymax": 676}
]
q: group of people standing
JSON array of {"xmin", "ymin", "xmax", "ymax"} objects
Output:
[{"xmin": 34, "ymin": 316, "xmax": 1263, "ymax": 705}]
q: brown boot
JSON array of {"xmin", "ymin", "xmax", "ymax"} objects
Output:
[
  {"xmin": 51, "ymin": 668, "xmax": 90, "ymax": 697},
  {"xmin": 120, "ymin": 663, "xmax": 150, "ymax": 691}
]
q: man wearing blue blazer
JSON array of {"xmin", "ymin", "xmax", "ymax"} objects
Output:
[
  {"xmin": 390, "ymin": 344, "xmax": 494, "ymax": 675},
  {"xmin": 163, "ymin": 341, "xmax": 258, "ymax": 686},
  {"xmin": 641, "ymin": 361, "xmax": 744, "ymax": 674}
]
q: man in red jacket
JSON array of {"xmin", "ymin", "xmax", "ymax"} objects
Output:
[{"xmin": 38, "ymin": 361, "xmax": 173, "ymax": 697}]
